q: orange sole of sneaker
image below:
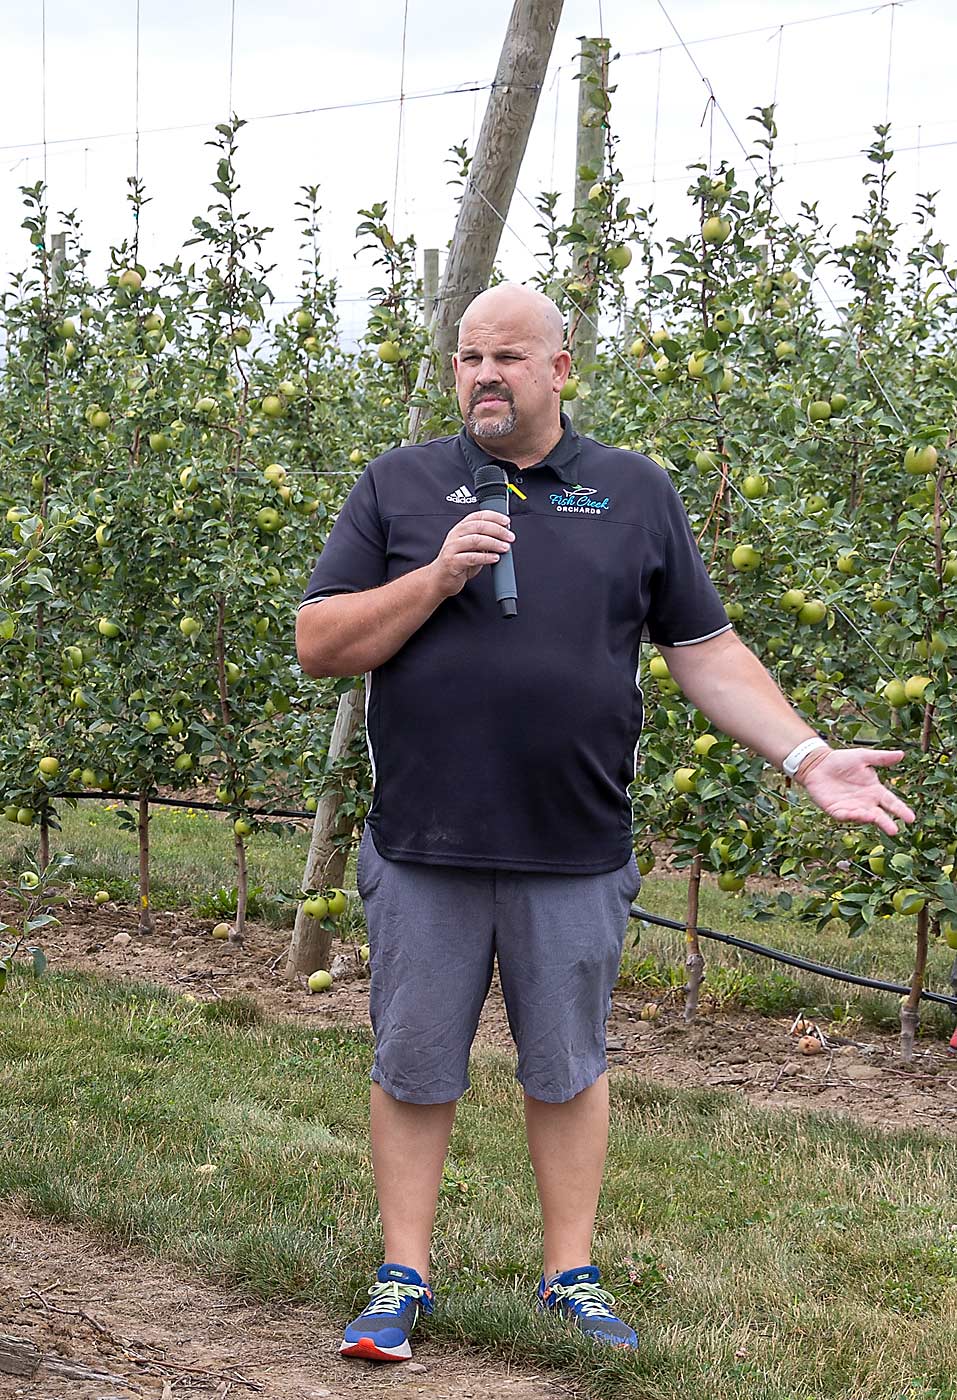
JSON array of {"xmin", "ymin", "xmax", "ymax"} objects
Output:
[{"xmin": 339, "ymin": 1336, "xmax": 410, "ymax": 1362}]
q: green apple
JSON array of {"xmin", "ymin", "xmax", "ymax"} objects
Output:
[
  {"xmin": 673, "ymin": 767, "xmax": 698, "ymax": 795},
  {"xmin": 308, "ymin": 969, "xmax": 333, "ymax": 992},
  {"xmin": 628, "ymin": 338, "xmax": 645, "ymax": 357},
  {"xmin": 717, "ymin": 871, "xmax": 745, "ymax": 892},
  {"xmin": 377, "ymin": 341, "xmax": 401, "ymax": 364},
  {"xmin": 883, "ymin": 679, "xmax": 907, "ymax": 708},
  {"xmin": 836, "ymin": 552, "xmax": 858, "ymax": 576},
  {"xmin": 257, "ymin": 507, "xmax": 281, "ymax": 533},
  {"xmin": 38, "ymin": 756, "xmax": 60, "ymax": 777},
  {"xmin": 56, "ymin": 318, "xmax": 77, "ymax": 339},
  {"xmin": 3, "ymin": 804, "xmax": 19, "ymax": 823},
  {"xmin": 174, "ymin": 753, "xmax": 194, "ymax": 772},
  {"xmin": 830, "ymin": 392, "xmax": 848, "ymax": 414},
  {"xmin": 118, "ymin": 268, "xmax": 142, "ymax": 291},
  {"xmin": 808, "ymin": 400, "xmax": 831, "ymax": 423},
  {"xmin": 211, "ymin": 922, "xmax": 232, "ymax": 940},
  {"xmin": 943, "ymin": 924, "xmax": 957, "ymax": 951},
  {"xmin": 80, "ymin": 767, "xmax": 98, "ymax": 786},
  {"xmin": 94, "ymin": 889, "xmax": 110, "ymax": 905},
  {"xmin": 867, "ymin": 846, "xmax": 886, "ymax": 876},
  {"xmin": 294, "ymin": 309, "xmax": 313, "ymax": 331},
  {"xmin": 20, "ymin": 870, "xmax": 40, "ymax": 889},
  {"xmin": 687, "ymin": 350, "xmax": 707, "ymax": 378},
  {"xmin": 774, "ymin": 341, "xmax": 796, "ymax": 361},
  {"xmin": 144, "ymin": 711, "xmax": 164, "ymax": 733},
  {"xmin": 942, "ymin": 557, "xmax": 957, "ymax": 583},
  {"xmin": 606, "ymin": 244, "xmax": 633, "ymax": 271},
  {"xmin": 695, "ymin": 450, "xmax": 720, "ymax": 471},
  {"xmin": 16, "ymin": 807, "xmax": 35, "ymax": 826},
  {"xmin": 904, "ymin": 444, "xmax": 938, "ymax": 475},
  {"xmin": 263, "ymin": 462, "xmax": 287, "ymax": 484},
  {"xmin": 892, "ymin": 888, "xmax": 925, "ymax": 916},
  {"xmin": 303, "ymin": 895, "xmax": 329, "ymax": 919},
  {"xmin": 94, "ymin": 522, "xmax": 111, "ymax": 548},
  {"xmin": 725, "ymin": 602, "xmax": 744, "ymax": 622},
  {"xmin": 224, "ymin": 662, "xmax": 242, "ymax": 684},
  {"xmin": 97, "ymin": 618, "xmax": 120, "ymax": 638},
  {"xmin": 653, "ymin": 355, "xmax": 678, "ymax": 383},
  {"xmin": 702, "ymin": 216, "xmax": 731, "ymax": 246},
  {"xmin": 349, "ymin": 448, "xmax": 364, "ymax": 464},
  {"xmin": 232, "ymin": 327, "xmax": 251, "ymax": 347},
  {"xmin": 560, "ymin": 377, "xmax": 579, "ymax": 401},
  {"xmin": 731, "ymin": 544, "xmax": 761, "ymax": 571},
  {"xmin": 261, "ymin": 395, "xmax": 285, "ymax": 418},
  {"xmin": 780, "ymin": 588, "xmax": 806, "ymax": 613},
  {"xmin": 234, "ymin": 817, "xmax": 253, "ymax": 837},
  {"xmin": 693, "ymin": 733, "xmax": 719, "ymax": 757},
  {"xmin": 148, "ymin": 432, "xmax": 171, "ymax": 452},
  {"xmin": 179, "ymin": 616, "xmax": 201, "ymax": 638},
  {"xmin": 797, "ymin": 600, "xmax": 827, "ymax": 625},
  {"xmin": 144, "ymin": 311, "xmax": 165, "ymax": 332},
  {"xmin": 904, "ymin": 675, "xmax": 931, "ymax": 702},
  {"xmin": 195, "ymin": 397, "xmax": 217, "ymax": 415},
  {"xmin": 742, "ymin": 474, "xmax": 768, "ymax": 499},
  {"xmin": 326, "ymin": 889, "xmax": 348, "ymax": 917},
  {"xmin": 649, "ymin": 655, "xmax": 670, "ymax": 680},
  {"xmin": 637, "ymin": 852, "xmax": 656, "ymax": 876}
]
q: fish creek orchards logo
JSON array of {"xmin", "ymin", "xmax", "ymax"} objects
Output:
[{"xmin": 549, "ymin": 484, "xmax": 611, "ymax": 515}]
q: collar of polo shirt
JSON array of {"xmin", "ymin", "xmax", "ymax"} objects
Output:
[{"xmin": 458, "ymin": 412, "xmax": 583, "ymax": 486}]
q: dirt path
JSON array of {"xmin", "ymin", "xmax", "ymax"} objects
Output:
[{"xmin": 0, "ymin": 1210, "xmax": 578, "ymax": 1400}]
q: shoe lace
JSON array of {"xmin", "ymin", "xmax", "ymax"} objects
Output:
[
  {"xmin": 361, "ymin": 1280, "xmax": 427, "ymax": 1317},
  {"xmin": 550, "ymin": 1280, "xmax": 617, "ymax": 1318}
]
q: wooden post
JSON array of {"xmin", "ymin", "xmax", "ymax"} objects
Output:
[
  {"xmin": 422, "ymin": 248, "xmax": 439, "ymax": 322},
  {"xmin": 284, "ymin": 685, "xmax": 366, "ymax": 983},
  {"xmin": 285, "ymin": 0, "xmax": 563, "ymax": 980},
  {"xmin": 566, "ymin": 37, "xmax": 609, "ymax": 430},
  {"xmin": 431, "ymin": 0, "xmax": 565, "ymax": 391}
]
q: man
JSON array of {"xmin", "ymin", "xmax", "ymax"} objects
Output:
[{"xmin": 296, "ymin": 283, "xmax": 914, "ymax": 1361}]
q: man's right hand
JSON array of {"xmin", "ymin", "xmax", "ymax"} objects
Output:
[{"xmin": 429, "ymin": 510, "xmax": 514, "ymax": 598}]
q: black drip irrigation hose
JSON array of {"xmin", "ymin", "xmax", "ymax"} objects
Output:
[
  {"xmin": 630, "ymin": 904, "xmax": 957, "ymax": 1012},
  {"xmin": 46, "ymin": 790, "xmax": 317, "ymax": 821}
]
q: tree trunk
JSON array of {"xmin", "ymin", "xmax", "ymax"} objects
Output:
[
  {"xmin": 684, "ymin": 855, "xmax": 705, "ymax": 1023},
  {"xmin": 38, "ymin": 811, "xmax": 50, "ymax": 873},
  {"xmin": 137, "ymin": 790, "xmax": 154, "ymax": 935},
  {"xmin": 231, "ymin": 831, "xmax": 247, "ymax": 945},
  {"xmin": 285, "ymin": 684, "xmax": 365, "ymax": 981},
  {"xmin": 899, "ymin": 905, "xmax": 929, "ymax": 1064}
]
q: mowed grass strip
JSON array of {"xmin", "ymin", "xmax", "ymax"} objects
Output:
[
  {"xmin": 2, "ymin": 800, "xmax": 954, "ymax": 1032},
  {"xmin": 2, "ymin": 970, "xmax": 956, "ymax": 1400}
]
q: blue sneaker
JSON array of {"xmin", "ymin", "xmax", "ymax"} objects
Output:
[
  {"xmin": 340, "ymin": 1263, "xmax": 434, "ymax": 1362},
  {"xmin": 537, "ymin": 1265, "xmax": 638, "ymax": 1349}
]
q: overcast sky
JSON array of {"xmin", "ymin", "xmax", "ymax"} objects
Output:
[{"xmin": 1, "ymin": 1, "xmax": 952, "ymax": 341}]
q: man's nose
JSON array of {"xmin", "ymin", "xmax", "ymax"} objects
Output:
[{"xmin": 476, "ymin": 360, "xmax": 502, "ymax": 382}]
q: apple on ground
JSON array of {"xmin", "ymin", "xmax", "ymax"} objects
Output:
[
  {"xmin": 211, "ymin": 922, "xmax": 232, "ymax": 940},
  {"xmin": 308, "ymin": 970, "xmax": 333, "ymax": 992},
  {"xmin": 94, "ymin": 890, "xmax": 110, "ymax": 905}
]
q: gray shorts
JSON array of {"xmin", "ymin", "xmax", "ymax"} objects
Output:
[{"xmin": 356, "ymin": 826, "xmax": 640, "ymax": 1105}]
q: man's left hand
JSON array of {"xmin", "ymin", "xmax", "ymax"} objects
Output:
[{"xmin": 797, "ymin": 748, "xmax": 916, "ymax": 836}]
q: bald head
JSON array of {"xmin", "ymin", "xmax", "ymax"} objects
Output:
[{"xmin": 458, "ymin": 283, "xmax": 565, "ymax": 355}]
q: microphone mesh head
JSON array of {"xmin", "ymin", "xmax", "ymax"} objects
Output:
[{"xmin": 473, "ymin": 464, "xmax": 508, "ymax": 489}]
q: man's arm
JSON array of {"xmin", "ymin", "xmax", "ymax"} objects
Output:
[
  {"xmin": 296, "ymin": 509, "xmax": 514, "ymax": 678},
  {"xmin": 659, "ymin": 628, "xmax": 916, "ymax": 836}
]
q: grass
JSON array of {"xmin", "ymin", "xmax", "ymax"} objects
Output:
[
  {"xmin": 2, "ymin": 967, "xmax": 956, "ymax": 1400},
  {"xmin": 1, "ymin": 799, "xmax": 955, "ymax": 1033}
]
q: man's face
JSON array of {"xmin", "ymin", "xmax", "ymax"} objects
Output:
[{"xmin": 453, "ymin": 307, "xmax": 569, "ymax": 444}]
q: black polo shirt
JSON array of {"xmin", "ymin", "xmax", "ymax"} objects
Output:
[{"xmin": 299, "ymin": 415, "xmax": 730, "ymax": 874}]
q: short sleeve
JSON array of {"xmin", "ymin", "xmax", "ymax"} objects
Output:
[
  {"xmin": 644, "ymin": 482, "xmax": 731, "ymax": 646},
  {"xmin": 298, "ymin": 468, "xmax": 387, "ymax": 609}
]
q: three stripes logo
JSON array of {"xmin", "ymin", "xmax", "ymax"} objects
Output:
[{"xmin": 446, "ymin": 484, "xmax": 478, "ymax": 505}]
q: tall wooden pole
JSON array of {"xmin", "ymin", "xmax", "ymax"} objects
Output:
[
  {"xmin": 567, "ymin": 36, "xmax": 609, "ymax": 430},
  {"xmin": 285, "ymin": 0, "xmax": 564, "ymax": 981},
  {"xmin": 431, "ymin": 0, "xmax": 565, "ymax": 390}
]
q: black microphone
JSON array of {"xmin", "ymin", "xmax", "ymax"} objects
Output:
[{"xmin": 473, "ymin": 464, "xmax": 518, "ymax": 618}]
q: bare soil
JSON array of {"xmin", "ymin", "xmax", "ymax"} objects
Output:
[
  {"xmin": 3, "ymin": 894, "xmax": 957, "ymax": 1398},
  {"xmin": 0, "ymin": 1209, "xmax": 578, "ymax": 1400},
  {"xmin": 11, "ymin": 893, "xmax": 957, "ymax": 1138}
]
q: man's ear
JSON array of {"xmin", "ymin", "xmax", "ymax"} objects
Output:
[{"xmin": 554, "ymin": 348, "xmax": 573, "ymax": 388}]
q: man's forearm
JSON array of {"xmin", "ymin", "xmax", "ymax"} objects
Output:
[
  {"xmin": 296, "ymin": 564, "xmax": 446, "ymax": 677},
  {"xmin": 660, "ymin": 632, "xmax": 818, "ymax": 771}
]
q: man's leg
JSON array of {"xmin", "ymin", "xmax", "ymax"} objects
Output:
[
  {"xmin": 523, "ymin": 1074, "xmax": 609, "ymax": 1280},
  {"xmin": 370, "ymin": 1083, "xmax": 456, "ymax": 1282}
]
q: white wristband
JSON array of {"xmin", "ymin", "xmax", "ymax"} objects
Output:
[{"xmin": 781, "ymin": 736, "xmax": 830, "ymax": 778}]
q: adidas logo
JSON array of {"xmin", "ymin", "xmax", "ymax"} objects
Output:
[{"xmin": 446, "ymin": 484, "xmax": 478, "ymax": 505}]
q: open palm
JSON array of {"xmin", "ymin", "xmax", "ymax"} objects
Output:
[{"xmin": 799, "ymin": 748, "xmax": 915, "ymax": 836}]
